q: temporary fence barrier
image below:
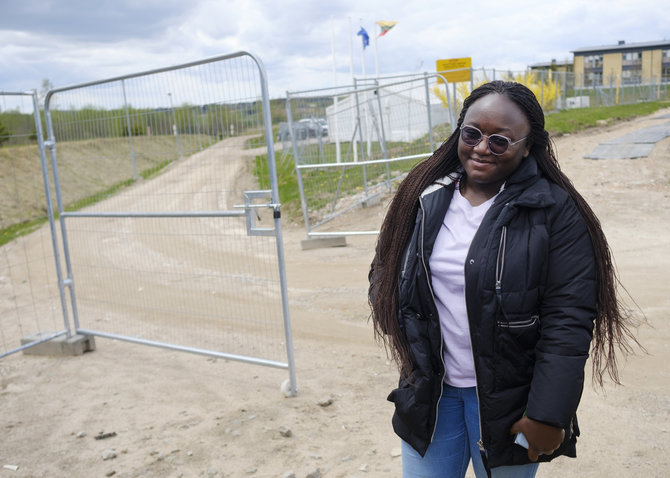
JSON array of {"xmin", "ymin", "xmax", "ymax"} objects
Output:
[
  {"xmin": 465, "ymin": 68, "xmax": 670, "ymax": 111},
  {"xmin": 286, "ymin": 67, "xmax": 670, "ymax": 239},
  {"xmin": 286, "ymin": 73, "xmax": 455, "ymax": 237},
  {"xmin": 0, "ymin": 90, "xmax": 69, "ymax": 358},
  {"xmin": 41, "ymin": 52, "xmax": 297, "ymax": 394}
]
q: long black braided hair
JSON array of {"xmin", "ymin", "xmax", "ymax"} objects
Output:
[{"xmin": 368, "ymin": 80, "xmax": 639, "ymax": 386}]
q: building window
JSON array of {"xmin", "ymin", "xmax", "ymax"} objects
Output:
[
  {"xmin": 622, "ymin": 51, "xmax": 642, "ymax": 66},
  {"xmin": 583, "ymin": 54, "xmax": 603, "ymax": 69}
]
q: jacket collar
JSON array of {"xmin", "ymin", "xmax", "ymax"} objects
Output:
[
  {"xmin": 503, "ymin": 155, "xmax": 556, "ymax": 209},
  {"xmin": 420, "ymin": 155, "xmax": 556, "ymax": 208}
]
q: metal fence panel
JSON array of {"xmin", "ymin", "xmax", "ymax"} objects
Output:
[
  {"xmin": 471, "ymin": 68, "xmax": 670, "ymax": 111},
  {"xmin": 42, "ymin": 52, "xmax": 296, "ymax": 393},
  {"xmin": 1, "ymin": 91, "xmax": 69, "ymax": 358},
  {"xmin": 286, "ymin": 73, "xmax": 455, "ymax": 237},
  {"xmin": 286, "ymin": 69, "xmax": 669, "ymax": 238}
]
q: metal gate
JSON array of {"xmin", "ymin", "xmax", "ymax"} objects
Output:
[
  {"xmin": 42, "ymin": 52, "xmax": 297, "ymax": 394},
  {"xmin": 0, "ymin": 90, "xmax": 70, "ymax": 358}
]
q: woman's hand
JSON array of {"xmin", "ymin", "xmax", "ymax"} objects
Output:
[{"xmin": 510, "ymin": 416, "xmax": 565, "ymax": 461}]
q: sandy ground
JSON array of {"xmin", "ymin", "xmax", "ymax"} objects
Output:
[{"xmin": 2, "ymin": 109, "xmax": 670, "ymax": 478}]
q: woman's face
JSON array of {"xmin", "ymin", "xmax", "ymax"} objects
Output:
[{"xmin": 458, "ymin": 93, "xmax": 531, "ymax": 195}]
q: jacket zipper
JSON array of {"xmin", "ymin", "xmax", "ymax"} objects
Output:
[
  {"xmin": 418, "ymin": 196, "xmax": 445, "ymax": 445},
  {"xmin": 495, "ymin": 226, "xmax": 507, "ymax": 294},
  {"xmin": 472, "ymin": 221, "xmax": 509, "ymax": 476}
]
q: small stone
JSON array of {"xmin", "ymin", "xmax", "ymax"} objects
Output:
[
  {"xmin": 106, "ymin": 471, "xmax": 116, "ymax": 477},
  {"xmin": 282, "ymin": 472, "xmax": 296, "ymax": 478},
  {"xmin": 246, "ymin": 467, "xmax": 257, "ymax": 474},
  {"xmin": 278, "ymin": 426, "xmax": 292, "ymax": 438},
  {"xmin": 359, "ymin": 464, "xmax": 369, "ymax": 472},
  {"xmin": 317, "ymin": 398, "xmax": 333, "ymax": 407},
  {"xmin": 76, "ymin": 431, "xmax": 87, "ymax": 438},
  {"xmin": 305, "ymin": 470, "xmax": 322, "ymax": 478},
  {"xmin": 390, "ymin": 447, "xmax": 402, "ymax": 458},
  {"xmin": 207, "ymin": 467, "xmax": 218, "ymax": 476},
  {"xmin": 102, "ymin": 449, "xmax": 117, "ymax": 461}
]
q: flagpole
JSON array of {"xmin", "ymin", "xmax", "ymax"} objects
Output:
[
  {"xmin": 348, "ymin": 16, "xmax": 354, "ymax": 82},
  {"xmin": 349, "ymin": 16, "xmax": 357, "ymax": 162},
  {"xmin": 360, "ymin": 19, "xmax": 366, "ymax": 78},
  {"xmin": 330, "ymin": 16, "xmax": 341, "ymax": 163},
  {"xmin": 374, "ymin": 25, "xmax": 379, "ymax": 77}
]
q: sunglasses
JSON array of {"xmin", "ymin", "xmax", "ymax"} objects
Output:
[{"xmin": 459, "ymin": 125, "xmax": 527, "ymax": 156}]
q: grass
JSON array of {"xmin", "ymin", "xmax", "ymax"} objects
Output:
[
  {"xmin": 0, "ymin": 217, "xmax": 49, "ymax": 247},
  {"xmin": 544, "ymin": 100, "xmax": 670, "ymax": 135}
]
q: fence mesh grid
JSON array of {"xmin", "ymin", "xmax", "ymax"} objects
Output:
[
  {"xmin": 285, "ymin": 75, "xmax": 452, "ymax": 236},
  {"xmin": 45, "ymin": 54, "xmax": 290, "ymax": 364},
  {"xmin": 285, "ymin": 69, "xmax": 670, "ymax": 237},
  {"xmin": 1, "ymin": 92, "xmax": 64, "ymax": 357}
]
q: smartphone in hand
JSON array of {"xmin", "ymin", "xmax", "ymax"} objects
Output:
[{"xmin": 514, "ymin": 432, "xmax": 530, "ymax": 449}]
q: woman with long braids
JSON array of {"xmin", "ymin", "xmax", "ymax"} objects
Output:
[{"xmin": 368, "ymin": 81, "xmax": 638, "ymax": 477}]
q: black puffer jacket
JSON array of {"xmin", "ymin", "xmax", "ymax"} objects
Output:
[{"xmin": 387, "ymin": 156, "xmax": 596, "ymax": 469}]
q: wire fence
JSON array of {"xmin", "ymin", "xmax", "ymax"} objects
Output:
[
  {"xmin": 0, "ymin": 91, "xmax": 69, "ymax": 358},
  {"xmin": 285, "ymin": 73, "xmax": 453, "ymax": 237},
  {"xmin": 0, "ymin": 53, "xmax": 298, "ymax": 393},
  {"xmin": 461, "ymin": 68, "xmax": 670, "ymax": 112},
  {"xmin": 284, "ymin": 68, "xmax": 670, "ymax": 238}
]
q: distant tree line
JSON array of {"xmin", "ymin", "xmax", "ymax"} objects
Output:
[{"xmin": 0, "ymin": 95, "xmax": 333, "ymax": 147}]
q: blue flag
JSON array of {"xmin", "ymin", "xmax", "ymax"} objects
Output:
[{"xmin": 357, "ymin": 27, "xmax": 370, "ymax": 49}]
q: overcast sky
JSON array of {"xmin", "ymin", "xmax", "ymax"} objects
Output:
[{"xmin": 1, "ymin": 0, "xmax": 669, "ymax": 99}]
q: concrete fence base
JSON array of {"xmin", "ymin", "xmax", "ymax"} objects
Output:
[{"xmin": 21, "ymin": 332, "xmax": 96, "ymax": 356}]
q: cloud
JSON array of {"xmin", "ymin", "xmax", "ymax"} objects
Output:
[
  {"xmin": 1, "ymin": 0, "xmax": 669, "ymax": 98},
  {"xmin": 0, "ymin": 0, "xmax": 192, "ymax": 41}
]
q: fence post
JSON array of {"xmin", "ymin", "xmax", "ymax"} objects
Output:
[
  {"xmin": 43, "ymin": 91, "xmax": 82, "ymax": 334},
  {"xmin": 561, "ymin": 71, "xmax": 567, "ymax": 110},
  {"xmin": 287, "ymin": 92, "xmax": 312, "ymax": 237},
  {"xmin": 424, "ymin": 73, "xmax": 435, "ymax": 153}
]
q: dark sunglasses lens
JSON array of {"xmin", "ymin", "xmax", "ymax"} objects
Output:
[
  {"xmin": 461, "ymin": 126, "xmax": 481, "ymax": 146},
  {"xmin": 488, "ymin": 135, "xmax": 510, "ymax": 154}
]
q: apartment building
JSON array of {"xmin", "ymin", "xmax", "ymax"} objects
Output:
[{"xmin": 572, "ymin": 39, "xmax": 670, "ymax": 86}]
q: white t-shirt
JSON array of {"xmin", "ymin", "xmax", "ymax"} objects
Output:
[{"xmin": 429, "ymin": 187, "xmax": 496, "ymax": 387}]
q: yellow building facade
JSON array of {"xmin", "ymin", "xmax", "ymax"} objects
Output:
[{"xmin": 572, "ymin": 40, "xmax": 670, "ymax": 86}]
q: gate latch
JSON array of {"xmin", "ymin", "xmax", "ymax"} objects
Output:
[{"xmin": 241, "ymin": 190, "xmax": 277, "ymax": 237}]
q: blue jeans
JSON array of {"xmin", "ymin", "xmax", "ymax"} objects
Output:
[{"xmin": 402, "ymin": 385, "xmax": 539, "ymax": 478}]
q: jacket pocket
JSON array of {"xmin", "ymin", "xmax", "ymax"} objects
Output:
[
  {"xmin": 494, "ymin": 314, "xmax": 540, "ymax": 390},
  {"xmin": 387, "ymin": 376, "xmax": 433, "ymax": 437}
]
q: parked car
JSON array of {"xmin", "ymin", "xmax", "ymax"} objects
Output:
[
  {"xmin": 276, "ymin": 118, "xmax": 328, "ymax": 142},
  {"xmin": 298, "ymin": 118, "xmax": 328, "ymax": 137}
]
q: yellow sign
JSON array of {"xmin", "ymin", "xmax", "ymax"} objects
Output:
[{"xmin": 436, "ymin": 57, "xmax": 472, "ymax": 83}]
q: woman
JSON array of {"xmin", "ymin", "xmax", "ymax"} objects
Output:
[{"xmin": 368, "ymin": 81, "xmax": 637, "ymax": 477}]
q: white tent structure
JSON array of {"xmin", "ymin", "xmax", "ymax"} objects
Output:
[{"xmin": 325, "ymin": 85, "xmax": 451, "ymax": 145}]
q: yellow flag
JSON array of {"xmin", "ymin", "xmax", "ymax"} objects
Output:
[{"xmin": 376, "ymin": 21, "xmax": 398, "ymax": 37}]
